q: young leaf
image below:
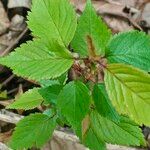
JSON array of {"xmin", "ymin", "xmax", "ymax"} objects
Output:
[
  {"xmin": 104, "ymin": 63, "xmax": 150, "ymax": 126},
  {"xmin": 106, "ymin": 31, "xmax": 150, "ymax": 71},
  {"xmin": 71, "ymin": 0, "xmax": 111, "ymax": 57},
  {"xmin": 28, "ymin": 0, "xmax": 77, "ymax": 46},
  {"xmin": 92, "ymin": 84, "xmax": 120, "ymax": 122},
  {"xmin": 9, "ymin": 113, "xmax": 56, "ymax": 149},
  {"xmin": 90, "ymin": 110, "xmax": 145, "ymax": 146},
  {"xmin": 57, "ymin": 81, "xmax": 90, "ymax": 131},
  {"xmin": 39, "ymin": 84, "xmax": 63, "ymax": 105},
  {"xmin": 0, "ymin": 40, "xmax": 73, "ymax": 81},
  {"xmin": 7, "ymin": 88, "xmax": 43, "ymax": 110}
]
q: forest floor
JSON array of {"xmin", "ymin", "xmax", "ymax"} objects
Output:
[{"xmin": 0, "ymin": 0, "xmax": 150, "ymax": 150}]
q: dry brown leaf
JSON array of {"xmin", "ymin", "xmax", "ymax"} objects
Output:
[
  {"xmin": 0, "ymin": 100, "xmax": 13, "ymax": 107},
  {"xmin": 104, "ymin": 16, "xmax": 133, "ymax": 33},
  {"xmin": 82, "ymin": 115, "xmax": 90, "ymax": 140},
  {"xmin": 71, "ymin": 0, "xmax": 135, "ymax": 32},
  {"xmin": 0, "ymin": 1, "xmax": 10, "ymax": 35},
  {"xmin": 0, "ymin": 130, "xmax": 12, "ymax": 143},
  {"xmin": 142, "ymin": 2, "xmax": 150, "ymax": 27},
  {"xmin": 109, "ymin": 0, "xmax": 137, "ymax": 7},
  {"xmin": 10, "ymin": 15, "xmax": 26, "ymax": 31},
  {"xmin": 8, "ymin": 0, "xmax": 31, "ymax": 9}
]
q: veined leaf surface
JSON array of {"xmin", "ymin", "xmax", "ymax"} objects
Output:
[
  {"xmin": 90, "ymin": 110, "xmax": 145, "ymax": 146},
  {"xmin": 71, "ymin": 0, "xmax": 111, "ymax": 57},
  {"xmin": 9, "ymin": 114, "xmax": 56, "ymax": 149},
  {"xmin": 106, "ymin": 31, "xmax": 150, "ymax": 71},
  {"xmin": 28, "ymin": 0, "xmax": 77, "ymax": 46},
  {"xmin": 92, "ymin": 84, "xmax": 120, "ymax": 122},
  {"xmin": 57, "ymin": 81, "xmax": 90, "ymax": 131},
  {"xmin": 7, "ymin": 88, "xmax": 43, "ymax": 110},
  {"xmin": 0, "ymin": 40, "xmax": 73, "ymax": 81},
  {"xmin": 39, "ymin": 84, "xmax": 63, "ymax": 105},
  {"xmin": 84, "ymin": 127, "xmax": 106, "ymax": 150},
  {"xmin": 104, "ymin": 63, "xmax": 150, "ymax": 126}
]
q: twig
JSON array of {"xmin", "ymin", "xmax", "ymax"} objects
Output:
[
  {"xmin": 1, "ymin": 27, "xmax": 28, "ymax": 57},
  {"xmin": 1, "ymin": 74, "xmax": 15, "ymax": 87},
  {"xmin": 0, "ymin": 100, "xmax": 13, "ymax": 107},
  {"xmin": 7, "ymin": 84, "xmax": 29, "ymax": 95},
  {"xmin": 0, "ymin": 142, "xmax": 12, "ymax": 150},
  {"xmin": 0, "ymin": 109, "xmax": 23, "ymax": 124},
  {"xmin": 7, "ymin": 88, "xmax": 19, "ymax": 95}
]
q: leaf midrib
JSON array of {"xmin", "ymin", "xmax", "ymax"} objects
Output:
[
  {"xmin": 10, "ymin": 98, "xmax": 43, "ymax": 107},
  {"xmin": 8, "ymin": 57, "xmax": 73, "ymax": 62},
  {"xmin": 43, "ymin": 0, "xmax": 66, "ymax": 47},
  {"xmin": 106, "ymin": 67, "xmax": 150, "ymax": 106}
]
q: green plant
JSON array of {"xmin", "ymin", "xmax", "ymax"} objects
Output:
[{"xmin": 0, "ymin": 0, "xmax": 150, "ymax": 149}]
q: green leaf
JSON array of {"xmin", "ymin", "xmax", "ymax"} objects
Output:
[
  {"xmin": 84, "ymin": 127, "xmax": 106, "ymax": 150},
  {"xmin": 104, "ymin": 63, "xmax": 150, "ymax": 126},
  {"xmin": 106, "ymin": 31, "xmax": 150, "ymax": 71},
  {"xmin": 0, "ymin": 91, "xmax": 7, "ymax": 99},
  {"xmin": 0, "ymin": 40, "xmax": 73, "ymax": 81},
  {"xmin": 43, "ymin": 108, "xmax": 56, "ymax": 118},
  {"xmin": 39, "ymin": 72, "xmax": 68, "ymax": 87},
  {"xmin": 75, "ymin": 115, "xmax": 106, "ymax": 150},
  {"xmin": 7, "ymin": 88, "xmax": 43, "ymax": 110},
  {"xmin": 57, "ymin": 81, "xmax": 90, "ymax": 130},
  {"xmin": 28, "ymin": 0, "xmax": 77, "ymax": 46},
  {"xmin": 45, "ymin": 40, "xmax": 73, "ymax": 58},
  {"xmin": 71, "ymin": 0, "xmax": 111, "ymax": 57},
  {"xmin": 39, "ymin": 79, "xmax": 60, "ymax": 87},
  {"xmin": 56, "ymin": 111, "xmax": 70, "ymax": 127},
  {"xmin": 0, "ymin": 85, "xmax": 7, "ymax": 99},
  {"xmin": 39, "ymin": 84, "xmax": 63, "ymax": 105},
  {"xmin": 57, "ymin": 71, "xmax": 68, "ymax": 85},
  {"xmin": 9, "ymin": 113, "xmax": 56, "ymax": 149},
  {"xmin": 90, "ymin": 110, "xmax": 145, "ymax": 146},
  {"xmin": 92, "ymin": 84, "xmax": 120, "ymax": 122}
]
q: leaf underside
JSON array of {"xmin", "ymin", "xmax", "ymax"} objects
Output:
[
  {"xmin": 105, "ymin": 63, "xmax": 150, "ymax": 126},
  {"xmin": 7, "ymin": 88, "xmax": 43, "ymax": 110}
]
